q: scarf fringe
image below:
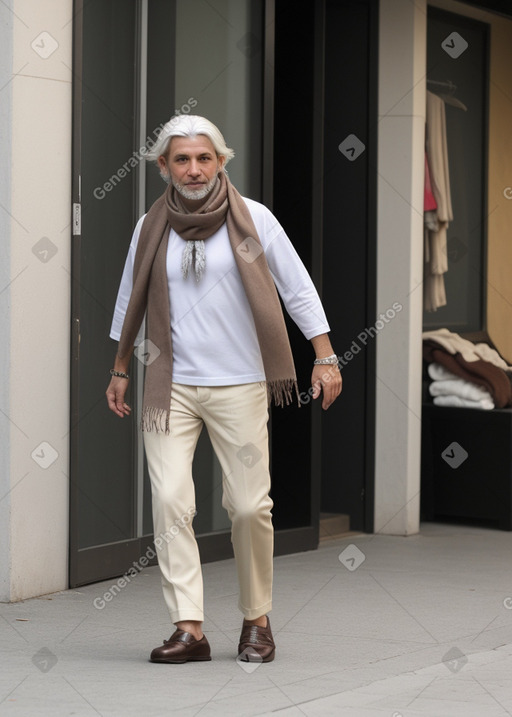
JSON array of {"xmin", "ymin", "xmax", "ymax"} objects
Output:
[
  {"xmin": 267, "ymin": 378, "xmax": 300, "ymax": 408},
  {"xmin": 141, "ymin": 405, "xmax": 171, "ymax": 434}
]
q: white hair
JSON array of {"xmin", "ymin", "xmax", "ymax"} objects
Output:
[{"xmin": 145, "ymin": 114, "xmax": 235, "ymax": 165}]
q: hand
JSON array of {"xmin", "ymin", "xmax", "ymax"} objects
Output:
[
  {"xmin": 106, "ymin": 376, "xmax": 132, "ymax": 418},
  {"xmin": 311, "ymin": 363, "xmax": 342, "ymax": 410}
]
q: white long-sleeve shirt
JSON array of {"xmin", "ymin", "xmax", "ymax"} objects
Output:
[{"xmin": 110, "ymin": 197, "xmax": 330, "ymax": 386}]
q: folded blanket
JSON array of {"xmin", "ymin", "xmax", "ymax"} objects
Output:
[
  {"xmin": 422, "ymin": 328, "xmax": 512, "ymax": 371},
  {"xmin": 429, "ymin": 378, "xmax": 494, "ymax": 404},
  {"xmin": 423, "ymin": 342, "xmax": 512, "ymax": 408},
  {"xmin": 427, "ymin": 363, "xmax": 458, "ymax": 382},
  {"xmin": 433, "ymin": 395, "xmax": 494, "ymax": 410}
]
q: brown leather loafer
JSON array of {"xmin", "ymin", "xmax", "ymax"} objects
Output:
[
  {"xmin": 150, "ymin": 629, "xmax": 211, "ymax": 664},
  {"xmin": 237, "ymin": 616, "xmax": 275, "ymax": 663}
]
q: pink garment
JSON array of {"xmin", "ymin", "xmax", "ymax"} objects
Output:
[{"xmin": 424, "ymin": 152, "xmax": 437, "ymax": 211}]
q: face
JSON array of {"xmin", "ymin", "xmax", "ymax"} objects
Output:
[{"xmin": 158, "ymin": 135, "xmax": 225, "ymax": 201}]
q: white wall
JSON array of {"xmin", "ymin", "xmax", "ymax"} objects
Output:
[
  {"xmin": 0, "ymin": 0, "xmax": 14, "ymax": 601},
  {"xmin": 0, "ymin": 0, "xmax": 72, "ymax": 601},
  {"xmin": 374, "ymin": 0, "xmax": 427, "ymax": 535}
]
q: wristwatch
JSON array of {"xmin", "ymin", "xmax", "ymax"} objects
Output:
[{"xmin": 313, "ymin": 353, "xmax": 339, "ymax": 365}]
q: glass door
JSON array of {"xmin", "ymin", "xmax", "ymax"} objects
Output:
[
  {"xmin": 70, "ymin": 0, "xmax": 266, "ymax": 585},
  {"xmin": 70, "ymin": 0, "xmax": 149, "ymax": 586},
  {"xmin": 151, "ymin": 0, "xmax": 264, "ymax": 559}
]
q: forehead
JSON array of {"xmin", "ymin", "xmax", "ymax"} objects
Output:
[{"xmin": 168, "ymin": 135, "xmax": 216, "ymax": 157}]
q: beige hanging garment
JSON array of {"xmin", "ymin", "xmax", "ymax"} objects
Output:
[{"xmin": 424, "ymin": 91, "xmax": 454, "ymax": 311}]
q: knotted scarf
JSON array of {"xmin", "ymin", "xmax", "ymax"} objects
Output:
[{"xmin": 117, "ymin": 170, "xmax": 299, "ymax": 433}]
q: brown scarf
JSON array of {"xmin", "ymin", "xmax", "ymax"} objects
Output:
[{"xmin": 117, "ymin": 171, "xmax": 298, "ymax": 433}]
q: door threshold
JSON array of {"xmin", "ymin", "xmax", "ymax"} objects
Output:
[{"xmin": 319, "ymin": 513, "xmax": 352, "ymax": 541}]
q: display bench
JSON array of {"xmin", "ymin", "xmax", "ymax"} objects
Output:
[{"xmin": 421, "ymin": 403, "xmax": 512, "ymax": 530}]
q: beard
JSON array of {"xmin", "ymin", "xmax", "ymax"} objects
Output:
[{"xmin": 171, "ymin": 172, "xmax": 218, "ymax": 201}]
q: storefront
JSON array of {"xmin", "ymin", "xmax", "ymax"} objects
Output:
[
  {"xmin": 1, "ymin": 0, "xmax": 511, "ymax": 601},
  {"xmin": 421, "ymin": 0, "xmax": 512, "ymax": 527}
]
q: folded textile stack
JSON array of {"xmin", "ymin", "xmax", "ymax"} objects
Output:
[
  {"xmin": 422, "ymin": 328, "xmax": 512, "ymax": 409},
  {"xmin": 427, "ymin": 363, "xmax": 494, "ymax": 409}
]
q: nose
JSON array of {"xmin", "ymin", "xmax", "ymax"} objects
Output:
[{"xmin": 187, "ymin": 160, "xmax": 201, "ymax": 177}]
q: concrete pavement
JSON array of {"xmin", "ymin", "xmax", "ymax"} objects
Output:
[{"xmin": 2, "ymin": 522, "xmax": 512, "ymax": 716}]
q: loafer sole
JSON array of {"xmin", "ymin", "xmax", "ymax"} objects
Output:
[{"xmin": 150, "ymin": 655, "xmax": 212, "ymax": 664}]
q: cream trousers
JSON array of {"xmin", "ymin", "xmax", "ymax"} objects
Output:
[{"xmin": 143, "ymin": 381, "xmax": 274, "ymax": 623}]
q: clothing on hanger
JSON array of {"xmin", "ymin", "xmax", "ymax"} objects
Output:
[{"xmin": 424, "ymin": 90, "xmax": 454, "ymax": 312}]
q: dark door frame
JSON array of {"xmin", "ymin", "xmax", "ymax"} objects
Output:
[
  {"xmin": 269, "ymin": 0, "xmax": 378, "ymax": 536},
  {"xmin": 321, "ymin": 0, "xmax": 378, "ymax": 533}
]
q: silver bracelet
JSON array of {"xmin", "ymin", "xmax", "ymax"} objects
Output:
[
  {"xmin": 313, "ymin": 353, "xmax": 339, "ymax": 365},
  {"xmin": 110, "ymin": 368, "xmax": 130, "ymax": 379}
]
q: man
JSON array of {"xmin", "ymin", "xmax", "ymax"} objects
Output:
[{"xmin": 106, "ymin": 115, "xmax": 342, "ymax": 664}]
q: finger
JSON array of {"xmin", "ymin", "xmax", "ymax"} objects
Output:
[
  {"xmin": 322, "ymin": 390, "xmax": 333, "ymax": 410},
  {"xmin": 116, "ymin": 400, "xmax": 131, "ymax": 416},
  {"xmin": 108, "ymin": 403, "xmax": 123, "ymax": 417},
  {"xmin": 106, "ymin": 391, "xmax": 119, "ymax": 414},
  {"xmin": 311, "ymin": 380, "xmax": 322, "ymax": 399},
  {"xmin": 106, "ymin": 386, "xmax": 131, "ymax": 418},
  {"xmin": 322, "ymin": 378, "xmax": 342, "ymax": 409},
  {"xmin": 109, "ymin": 398, "xmax": 124, "ymax": 417}
]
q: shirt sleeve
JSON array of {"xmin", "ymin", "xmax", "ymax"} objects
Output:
[
  {"xmin": 259, "ymin": 207, "xmax": 331, "ymax": 340},
  {"xmin": 109, "ymin": 215, "xmax": 147, "ymax": 345}
]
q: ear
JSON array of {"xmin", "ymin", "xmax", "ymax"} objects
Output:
[
  {"xmin": 157, "ymin": 155, "xmax": 168, "ymax": 176},
  {"xmin": 217, "ymin": 154, "xmax": 226, "ymax": 172}
]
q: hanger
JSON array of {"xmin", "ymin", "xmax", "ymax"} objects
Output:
[{"xmin": 427, "ymin": 79, "xmax": 467, "ymax": 111}]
